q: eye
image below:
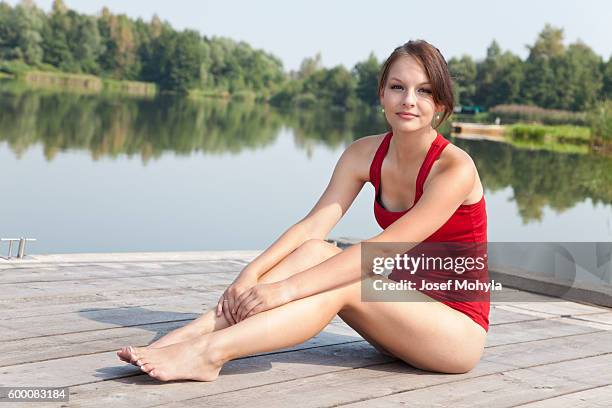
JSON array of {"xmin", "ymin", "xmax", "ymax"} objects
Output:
[
  {"xmin": 418, "ymin": 88, "xmax": 432, "ymax": 94},
  {"xmin": 390, "ymin": 84, "xmax": 403, "ymax": 90}
]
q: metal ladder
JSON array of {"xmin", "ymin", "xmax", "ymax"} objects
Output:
[{"xmin": 1, "ymin": 238, "xmax": 37, "ymax": 259}]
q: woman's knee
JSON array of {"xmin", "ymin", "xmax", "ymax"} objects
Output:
[{"xmin": 296, "ymin": 239, "xmax": 342, "ymax": 260}]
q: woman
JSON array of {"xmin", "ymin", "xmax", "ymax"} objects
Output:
[{"xmin": 117, "ymin": 39, "xmax": 489, "ymax": 381}]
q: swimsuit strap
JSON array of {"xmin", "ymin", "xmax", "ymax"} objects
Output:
[
  {"xmin": 369, "ymin": 131, "xmax": 393, "ymax": 190},
  {"xmin": 414, "ymin": 133, "xmax": 450, "ymax": 201}
]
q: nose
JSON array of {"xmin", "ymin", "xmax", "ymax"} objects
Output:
[{"xmin": 401, "ymin": 88, "xmax": 417, "ymax": 106}]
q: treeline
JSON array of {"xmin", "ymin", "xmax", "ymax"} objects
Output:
[
  {"xmin": 1, "ymin": 1, "xmax": 611, "ymax": 111},
  {"xmin": 449, "ymin": 24, "xmax": 612, "ymax": 111},
  {"xmin": 0, "ymin": 0, "xmax": 285, "ymax": 93}
]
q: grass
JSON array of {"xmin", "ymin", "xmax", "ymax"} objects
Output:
[
  {"xmin": 488, "ymin": 123, "xmax": 595, "ymax": 154},
  {"xmin": 0, "ymin": 61, "xmax": 157, "ymax": 97},
  {"xmin": 506, "ymin": 124, "xmax": 591, "ymax": 144}
]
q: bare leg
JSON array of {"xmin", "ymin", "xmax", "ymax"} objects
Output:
[
  {"xmin": 132, "ymin": 272, "xmax": 486, "ymax": 381},
  {"xmin": 132, "ymin": 272, "xmax": 351, "ymax": 381},
  {"xmin": 117, "ymin": 239, "xmax": 341, "ymax": 364}
]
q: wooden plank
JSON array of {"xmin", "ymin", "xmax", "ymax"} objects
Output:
[
  {"xmin": 0, "ymin": 288, "xmax": 220, "ymax": 320},
  {"xmin": 3, "ymin": 257, "xmax": 610, "ymax": 407},
  {"xmin": 0, "ymin": 299, "xmax": 540, "ymax": 366},
  {"xmin": 0, "ymin": 251, "xmax": 259, "ymax": 270},
  {"xmin": 0, "ymin": 300, "xmax": 559, "ymax": 366},
  {"xmin": 485, "ymin": 318, "xmax": 600, "ymax": 347},
  {"xmin": 0, "ymin": 292, "xmax": 224, "ymax": 342},
  {"xmin": 0, "ymin": 274, "xmax": 232, "ymax": 311},
  {"xmin": 341, "ymin": 354, "xmax": 612, "ymax": 408},
  {"xmin": 0, "ymin": 272, "xmax": 235, "ymax": 301},
  {"xmin": 516, "ymin": 384, "xmax": 612, "ymax": 407},
  {"xmin": 495, "ymin": 301, "xmax": 610, "ymax": 316},
  {"xmin": 0, "ymin": 316, "xmax": 359, "ymax": 367},
  {"xmin": 3, "ymin": 320, "xmax": 609, "ymax": 407},
  {"xmin": 141, "ymin": 332, "xmax": 612, "ymax": 408},
  {"xmin": 0, "ymin": 341, "xmax": 393, "ymax": 389},
  {"xmin": 488, "ymin": 306, "xmax": 543, "ymax": 325},
  {"xmin": 0, "ymin": 260, "xmax": 244, "ymax": 284},
  {"xmin": 567, "ymin": 312, "xmax": 612, "ymax": 326},
  {"xmin": 1, "ymin": 279, "xmax": 548, "ymax": 326},
  {"xmin": 0, "ymin": 296, "xmax": 590, "ymax": 347}
]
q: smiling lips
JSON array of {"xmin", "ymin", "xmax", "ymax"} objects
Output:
[{"xmin": 396, "ymin": 112, "xmax": 419, "ymax": 119}]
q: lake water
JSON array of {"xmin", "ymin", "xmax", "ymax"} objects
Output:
[{"xmin": 1, "ymin": 88, "xmax": 611, "ymax": 255}]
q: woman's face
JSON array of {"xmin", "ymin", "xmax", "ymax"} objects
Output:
[{"xmin": 379, "ymin": 55, "xmax": 442, "ymax": 133}]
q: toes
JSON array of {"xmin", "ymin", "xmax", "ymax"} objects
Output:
[
  {"xmin": 117, "ymin": 348, "xmax": 132, "ymax": 363},
  {"xmin": 140, "ymin": 363, "xmax": 154, "ymax": 373},
  {"xmin": 150, "ymin": 369, "xmax": 169, "ymax": 381},
  {"xmin": 129, "ymin": 346, "xmax": 139, "ymax": 358},
  {"xmin": 131, "ymin": 346, "xmax": 151, "ymax": 360}
]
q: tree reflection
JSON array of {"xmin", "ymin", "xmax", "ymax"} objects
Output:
[
  {"xmin": 454, "ymin": 138, "xmax": 612, "ymax": 222},
  {"xmin": 1, "ymin": 87, "xmax": 610, "ymax": 223}
]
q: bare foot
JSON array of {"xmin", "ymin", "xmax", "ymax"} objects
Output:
[
  {"xmin": 117, "ymin": 311, "xmax": 223, "ymax": 366},
  {"xmin": 131, "ymin": 335, "xmax": 223, "ymax": 382}
]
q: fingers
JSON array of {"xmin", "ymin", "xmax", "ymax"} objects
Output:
[
  {"xmin": 236, "ymin": 292, "xmax": 258, "ymax": 321},
  {"xmin": 217, "ymin": 288, "xmax": 229, "ymax": 317},
  {"xmin": 216, "ymin": 296, "xmax": 223, "ymax": 317},
  {"xmin": 228, "ymin": 294, "xmax": 238, "ymax": 322},
  {"xmin": 240, "ymin": 299, "xmax": 262, "ymax": 321},
  {"xmin": 222, "ymin": 301, "xmax": 236, "ymax": 325},
  {"xmin": 234, "ymin": 289, "xmax": 249, "ymax": 315},
  {"xmin": 218, "ymin": 291, "xmax": 236, "ymax": 325},
  {"xmin": 246, "ymin": 305, "xmax": 260, "ymax": 319}
]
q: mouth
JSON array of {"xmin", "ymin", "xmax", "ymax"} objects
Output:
[{"xmin": 396, "ymin": 112, "xmax": 419, "ymax": 119}]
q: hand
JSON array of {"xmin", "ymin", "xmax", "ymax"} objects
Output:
[
  {"xmin": 216, "ymin": 272, "xmax": 258, "ymax": 325},
  {"xmin": 234, "ymin": 281, "xmax": 294, "ymax": 322}
]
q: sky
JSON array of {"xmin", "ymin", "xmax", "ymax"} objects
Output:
[{"xmin": 7, "ymin": 0, "xmax": 612, "ymax": 71}]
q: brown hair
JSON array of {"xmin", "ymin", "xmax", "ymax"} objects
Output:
[{"xmin": 377, "ymin": 40, "xmax": 454, "ymax": 129}]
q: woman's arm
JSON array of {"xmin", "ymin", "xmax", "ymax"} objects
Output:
[
  {"xmin": 239, "ymin": 223, "xmax": 310, "ymax": 279},
  {"xmin": 282, "ymin": 155, "xmax": 476, "ymax": 302},
  {"xmin": 239, "ymin": 137, "xmax": 370, "ymax": 280}
]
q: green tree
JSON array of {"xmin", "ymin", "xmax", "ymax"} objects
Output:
[
  {"xmin": 303, "ymin": 65, "xmax": 356, "ymax": 109},
  {"xmin": 11, "ymin": 0, "xmax": 44, "ymax": 64},
  {"xmin": 41, "ymin": 0, "xmax": 76, "ymax": 70},
  {"xmin": 555, "ymin": 40, "xmax": 603, "ymax": 110},
  {"xmin": 165, "ymin": 30, "xmax": 204, "ymax": 92},
  {"xmin": 522, "ymin": 24, "xmax": 565, "ymax": 108},
  {"xmin": 492, "ymin": 51, "xmax": 524, "ymax": 105},
  {"xmin": 602, "ymin": 56, "xmax": 612, "ymax": 100},
  {"xmin": 0, "ymin": 3, "xmax": 21, "ymax": 61},
  {"xmin": 474, "ymin": 40, "xmax": 502, "ymax": 107},
  {"xmin": 448, "ymin": 54, "xmax": 477, "ymax": 106},
  {"xmin": 69, "ymin": 13, "xmax": 102, "ymax": 73},
  {"xmin": 464, "ymin": 41, "xmax": 524, "ymax": 109},
  {"xmin": 297, "ymin": 52, "xmax": 322, "ymax": 79},
  {"xmin": 353, "ymin": 52, "xmax": 380, "ymax": 106},
  {"xmin": 98, "ymin": 8, "xmax": 138, "ymax": 78}
]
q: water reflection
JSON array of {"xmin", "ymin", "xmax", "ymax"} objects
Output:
[
  {"xmin": 1, "ymin": 86, "xmax": 611, "ymax": 228},
  {"xmin": 456, "ymin": 139, "xmax": 612, "ymax": 222}
]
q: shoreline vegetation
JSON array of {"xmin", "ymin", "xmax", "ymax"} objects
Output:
[
  {"xmin": 451, "ymin": 102, "xmax": 612, "ymax": 153},
  {"xmin": 0, "ymin": 0, "xmax": 610, "ymax": 149},
  {"xmin": 4, "ymin": 68, "xmax": 157, "ymax": 96}
]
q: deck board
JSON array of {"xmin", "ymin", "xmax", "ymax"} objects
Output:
[{"xmin": 1, "ymin": 252, "xmax": 610, "ymax": 407}]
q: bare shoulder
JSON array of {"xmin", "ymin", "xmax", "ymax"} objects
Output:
[
  {"xmin": 341, "ymin": 133, "xmax": 388, "ymax": 183},
  {"xmin": 430, "ymin": 141, "xmax": 483, "ymax": 203},
  {"xmin": 437, "ymin": 143, "xmax": 476, "ymax": 172}
]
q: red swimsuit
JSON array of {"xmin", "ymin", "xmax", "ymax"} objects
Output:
[{"xmin": 369, "ymin": 131, "xmax": 490, "ymax": 332}]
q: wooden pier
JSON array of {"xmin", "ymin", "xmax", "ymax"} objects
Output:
[
  {"xmin": 1, "ymin": 251, "xmax": 612, "ymax": 407},
  {"xmin": 451, "ymin": 122, "xmax": 507, "ymax": 142}
]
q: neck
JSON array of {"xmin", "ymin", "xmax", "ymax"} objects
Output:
[{"xmin": 388, "ymin": 126, "xmax": 438, "ymax": 164}]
